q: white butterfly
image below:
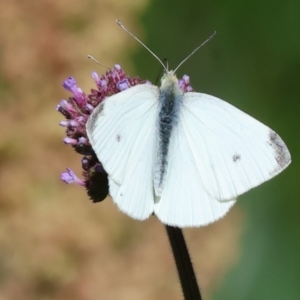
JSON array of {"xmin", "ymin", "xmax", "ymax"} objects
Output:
[{"xmin": 86, "ymin": 22, "xmax": 291, "ymax": 227}]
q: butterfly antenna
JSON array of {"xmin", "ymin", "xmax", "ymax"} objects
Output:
[
  {"xmin": 164, "ymin": 58, "xmax": 169, "ymax": 71},
  {"xmin": 154, "ymin": 58, "xmax": 167, "ymax": 85},
  {"xmin": 87, "ymin": 55, "xmax": 110, "ymax": 69},
  {"xmin": 116, "ymin": 19, "xmax": 167, "ymax": 72},
  {"xmin": 174, "ymin": 31, "xmax": 216, "ymax": 73}
]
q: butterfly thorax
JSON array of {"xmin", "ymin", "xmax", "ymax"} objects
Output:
[{"xmin": 154, "ymin": 73, "xmax": 183, "ymax": 198}]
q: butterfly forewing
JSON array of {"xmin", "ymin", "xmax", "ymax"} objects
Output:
[
  {"xmin": 86, "ymin": 84, "xmax": 159, "ymax": 220},
  {"xmin": 180, "ymin": 92, "xmax": 291, "ymax": 201}
]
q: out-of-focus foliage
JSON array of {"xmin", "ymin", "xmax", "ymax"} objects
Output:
[{"xmin": 132, "ymin": 1, "xmax": 300, "ymax": 299}]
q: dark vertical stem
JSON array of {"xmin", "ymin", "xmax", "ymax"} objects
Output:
[{"xmin": 165, "ymin": 225, "xmax": 202, "ymax": 300}]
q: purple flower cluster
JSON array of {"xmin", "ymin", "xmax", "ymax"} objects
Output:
[{"xmin": 58, "ymin": 65, "xmax": 193, "ymax": 202}]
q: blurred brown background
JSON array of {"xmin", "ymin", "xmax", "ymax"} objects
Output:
[{"xmin": 0, "ymin": 0, "xmax": 298, "ymax": 300}]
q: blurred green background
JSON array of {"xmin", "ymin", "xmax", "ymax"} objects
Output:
[{"xmin": 0, "ymin": 0, "xmax": 299, "ymax": 299}]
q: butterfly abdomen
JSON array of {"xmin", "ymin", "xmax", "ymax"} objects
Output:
[{"xmin": 154, "ymin": 74, "xmax": 183, "ymax": 197}]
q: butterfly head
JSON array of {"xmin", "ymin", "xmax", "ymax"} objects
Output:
[{"xmin": 160, "ymin": 70, "xmax": 178, "ymax": 87}]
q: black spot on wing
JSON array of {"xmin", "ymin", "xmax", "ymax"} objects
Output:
[
  {"xmin": 268, "ymin": 130, "xmax": 291, "ymax": 169},
  {"xmin": 116, "ymin": 134, "xmax": 121, "ymax": 142},
  {"xmin": 232, "ymin": 154, "xmax": 241, "ymax": 162}
]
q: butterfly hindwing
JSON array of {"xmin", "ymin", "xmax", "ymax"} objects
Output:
[{"xmin": 154, "ymin": 110, "xmax": 236, "ymax": 227}]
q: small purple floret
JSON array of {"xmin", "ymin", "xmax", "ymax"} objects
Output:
[
  {"xmin": 92, "ymin": 72, "xmax": 101, "ymax": 85},
  {"xmin": 58, "ymin": 99, "xmax": 75, "ymax": 113},
  {"xmin": 60, "ymin": 120, "xmax": 79, "ymax": 127},
  {"xmin": 117, "ymin": 79, "xmax": 130, "ymax": 91},
  {"xmin": 182, "ymin": 75, "xmax": 190, "ymax": 83},
  {"xmin": 178, "ymin": 75, "xmax": 193, "ymax": 93},
  {"xmin": 81, "ymin": 157, "xmax": 90, "ymax": 170},
  {"xmin": 77, "ymin": 116, "xmax": 84, "ymax": 123},
  {"xmin": 110, "ymin": 71, "xmax": 119, "ymax": 84},
  {"xmin": 63, "ymin": 137, "xmax": 77, "ymax": 145},
  {"xmin": 114, "ymin": 64, "xmax": 121, "ymax": 70},
  {"xmin": 85, "ymin": 103, "xmax": 94, "ymax": 112},
  {"xmin": 59, "ymin": 120, "xmax": 68, "ymax": 127},
  {"xmin": 61, "ymin": 168, "xmax": 85, "ymax": 186},
  {"xmin": 62, "ymin": 77, "xmax": 77, "ymax": 91},
  {"xmin": 100, "ymin": 79, "xmax": 107, "ymax": 89},
  {"xmin": 69, "ymin": 120, "xmax": 79, "ymax": 127},
  {"xmin": 72, "ymin": 87, "xmax": 85, "ymax": 105},
  {"xmin": 78, "ymin": 137, "xmax": 87, "ymax": 144},
  {"xmin": 56, "ymin": 104, "xmax": 62, "ymax": 111}
]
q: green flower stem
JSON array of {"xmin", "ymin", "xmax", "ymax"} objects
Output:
[{"xmin": 165, "ymin": 225, "xmax": 202, "ymax": 300}]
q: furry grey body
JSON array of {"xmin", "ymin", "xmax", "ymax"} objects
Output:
[{"xmin": 154, "ymin": 76, "xmax": 183, "ymax": 196}]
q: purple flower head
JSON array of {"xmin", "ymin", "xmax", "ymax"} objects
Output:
[
  {"xmin": 57, "ymin": 64, "xmax": 150, "ymax": 202},
  {"xmin": 57, "ymin": 64, "xmax": 193, "ymax": 203}
]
